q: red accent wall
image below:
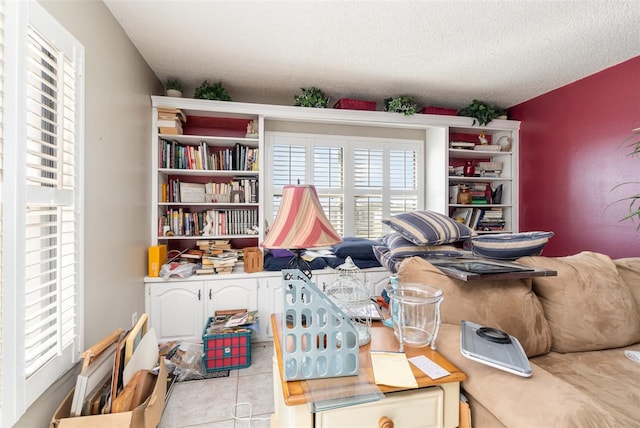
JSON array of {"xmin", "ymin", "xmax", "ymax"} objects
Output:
[{"xmin": 509, "ymin": 56, "xmax": 640, "ymax": 258}]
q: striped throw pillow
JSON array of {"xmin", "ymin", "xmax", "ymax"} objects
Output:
[
  {"xmin": 471, "ymin": 232, "xmax": 554, "ymax": 260},
  {"xmin": 382, "ymin": 210, "xmax": 474, "ymax": 246}
]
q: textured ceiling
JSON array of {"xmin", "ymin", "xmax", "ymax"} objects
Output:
[{"xmin": 104, "ymin": 0, "xmax": 640, "ymax": 110}]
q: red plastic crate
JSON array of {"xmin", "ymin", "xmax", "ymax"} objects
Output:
[
  {"xmin": 333, "ymin": 98, "xmax": 377, "ymax": 111},
  {"xmin": 421, "ymin": 106, "xmax": 458, "ymax": 116},
  {"xmin": 202, "ymin": 318, "xmax": 252, "ymax": 372}
]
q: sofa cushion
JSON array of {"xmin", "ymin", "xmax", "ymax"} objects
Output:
[
  {"xmin": 615, "ymin": 257, "xmax": 640, "ymax": 310},
  {"xmin": 383, "ymin": 233, "xmax": 463, "ymax": 260},
  {"xmin": 382, "ymin": 210, "xmax": 474, "ymax": 246},
  {"xmin": 532, "ymin": 343, "xmax": 640, "ymax": 426},
  {"xmin": 518, "ymin": 252, "xmax": 640, "ymax": 353},
  {"xmin": 396, "ymin": 256, "xmax": 552, "ymax": 357},
  {"xmin": 437, "ymin": 324, "xmax": 630, "ymax": 428}
]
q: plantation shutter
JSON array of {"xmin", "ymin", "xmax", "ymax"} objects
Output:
[
  {"xmin": 24, "ymin": 6, "xmax": 82, "ymax": 393},
  {"xmin": 266, "ymin": 132, "xmax": 422, "ymax": 238},
  {"xmin": 3, "ymin": 1, "xmax": 84, "ymax": 423}
]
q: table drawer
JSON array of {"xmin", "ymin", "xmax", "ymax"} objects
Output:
[{"xmin": 315, "ymin": 387, "xmax": 444, "ymax": 428}]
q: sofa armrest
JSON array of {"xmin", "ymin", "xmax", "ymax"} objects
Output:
[{"xmin": 436, "ymin": 323, "xmax": 623, "ymax": 428}]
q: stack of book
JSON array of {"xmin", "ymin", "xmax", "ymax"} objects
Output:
[
  {"xmin": 476, "ymin": 208, "xmax": 506, "ymax": 231},
  {"xmin": 157, "ymin": 106, "xmax": 186, "ymax": 135},
  {"xmin": 202, "ymin": 252, "xmax": 239, "ymax": 274},
  {"xmin": 478, "ymin": 161, "xmax": 503, "ymax": 178},
  {"xmin": 194, "ymin": 241, "xmax": 241, "ymax": 274},
  {"xmin": 450, "ymin": 141, "xmax": 476, "ymax": 150}
]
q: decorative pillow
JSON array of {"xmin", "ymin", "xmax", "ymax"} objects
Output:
[
  {"xmin": 383, "ymin": 233, "xmax": 463, "ymax": 260},
  {"xmin": 372, "ymin": 245, "xmax": 402, "ymax": 274},
  {"xmin": 471, "ymin": 231, "xmax": 554, "ymax": 260},
  {"xmin": 382, "ymin": 210, "xmax": 474, "ymax": 246},
  {"xmin": 397, "ymin": 256, "xmax": 552, "ymax": 357},
  {"xmin": 518, "ymin": 252, "xmax": 640, "ymax": 353},
  {"xmin": 332, "ymin": 237, "xmax": 381, "ymax": 260}
]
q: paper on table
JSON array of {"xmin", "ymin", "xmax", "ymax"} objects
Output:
[
  {"xmin": 370, "ymin": 351, "xmax": 418, "ymax": 388},
  {"xmin": 408, "ymin": 355, "xmax": 451, "ymax": 379}
]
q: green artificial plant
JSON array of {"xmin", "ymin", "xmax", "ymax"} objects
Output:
[
  {"xmin": 384, "ymin": 96, "xmax": 417, "ymax": 116},
  {"xmin": 294, "ymin": 87, "xmax": 329, "ymax": 108},
  {"xmin": 458, "ymin": 99, "xmax": 506, "ymax": 126},
  {"xmin": 611, "ymin": 127, "xmax": 640, "ymax": 228},
  {"xmin": 194, "ymin": 80, "xmax": 232, "ymax": 101},
  {"xmin": 165, "ymin": 79, "xmax": 182, "ymax": 91}
]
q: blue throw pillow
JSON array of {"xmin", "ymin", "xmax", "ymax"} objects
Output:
[
  {"xmin": 263, "ymin": 253, "xmax": 328, "ymax": 271},
  {"xmin": 471, "ymin": 231, "xmax": 554, "ymax": 260},
  {"xmin": 382, "ymin": 210, "xmax": 474, "ymax": 246},
  {"xmin": 332, "ymin": 237, "xmax": 382, "ymax": 260}
]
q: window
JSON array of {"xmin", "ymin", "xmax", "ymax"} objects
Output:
[
  {"xmin": 2, "ymin": 1, "xmax": 84, "ymax": 424},
  {"xmin": 265, "ymin": 132, "xmax": 423, "ymax": 239}
]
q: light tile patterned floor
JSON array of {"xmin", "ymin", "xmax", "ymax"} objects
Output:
[{"xmin": 160, "ymin": 342, "xmax": 274, "ymax": 428}]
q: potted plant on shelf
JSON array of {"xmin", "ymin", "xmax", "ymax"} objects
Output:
[
  {"xmin": 384, "ymin": 96, "xmax": 417, "ymax": 116},
  {"xmin": 458, "ymin": 99, "xmax": 507, "ymax": 126},
  {"xmin": 165, "ymin": 79, "xmax": 183, "ymax": 97},
  {"xmin": 294, "ymin": 87, "xmax": 329, "ymax": 108},
  {"xmin": 611, "ymin": 127, "xmax": 640, "ymax": 228},
  {"xmin": 194, "ymin": 80, "xmax": 232, "ymax": 101}
]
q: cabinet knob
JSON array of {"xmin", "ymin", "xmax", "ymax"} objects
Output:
[
  {"xmin": 378, "ymin": 416, "xmax": 394, "ymax": 428},
  {"xmin": 198, "ymin": 289, "xmax": 201, "ymax": 300}
]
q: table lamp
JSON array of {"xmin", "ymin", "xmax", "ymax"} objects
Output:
[{"xmin": 260, "ymin": 184, "xmax": 342, "ymax": 279}]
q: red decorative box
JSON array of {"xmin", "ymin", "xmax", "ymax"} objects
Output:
[
  {"xmin": 202, "ymin": 319, "xmax": 252, "ymax": 372},
  {"xmin": 333, "ymin": 98, "xmax": 377, "ymax": 111},
  {"xmin": 421, "ymin": 106, "xmax": 458, "ymax": 116}
]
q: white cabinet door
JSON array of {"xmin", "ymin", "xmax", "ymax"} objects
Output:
[
  {"xmin": 365, "ymin": 269, "xmax": 391, "ymax": 296},
  {"xmin": 258, "ymin": 276, "xmax": 284, "ymax": 340},
  {"xmin": 205, "ymin": 278, "xmax": 258, "ymax": 319},
  {"xmin": 206, "ymin": 278, "xmax": 260, "ymax": 340},
  {"xmin": 147, "ymin": 281, "xmax": 205, "ymax": 341}
]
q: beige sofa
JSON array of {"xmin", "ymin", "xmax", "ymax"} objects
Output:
[{"xmin": 397, "ymin": 252, "xmax": 640, "ymax": 427}]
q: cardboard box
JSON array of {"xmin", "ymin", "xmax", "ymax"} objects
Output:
[
  {"xmin": 148, "ymin": 245, "xmax": 167, "ymax": 277},
  {"xmin": 50, "ymin": 359, "xmax": 167, "ymax": 428}
]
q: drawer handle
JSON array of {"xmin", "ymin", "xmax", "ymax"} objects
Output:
[{"xmin": 378, "ymin": 416, "xmax": 394, "ymax": 428}]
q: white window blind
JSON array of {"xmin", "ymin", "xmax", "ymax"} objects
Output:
[
  {"xmin": 266, "ymin": 132, "xmax": 422, "ymax": 239},
  {"xmin": 3, "ymin": 1, "xmax": 84, "ymax": 424}
]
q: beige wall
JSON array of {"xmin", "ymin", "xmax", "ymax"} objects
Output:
[{"xmin": 15, "ymin": 1, "xmax": 161, "ymax": 426}]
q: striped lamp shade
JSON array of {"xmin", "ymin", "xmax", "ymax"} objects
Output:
[{"xmin": 261, "ymin": 185, "xmax": 342, "ymax": 249}]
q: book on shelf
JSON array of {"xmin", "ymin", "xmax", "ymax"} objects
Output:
[
  {"xmin": 157, "ymin": 106, "xmax": 186, "ymax": 123},
  {"xmin": 450, "ymin": 141, "xmax": 476, "ymax": 149},
  {"xmin": 473, "ymin": 145, "xmax": 502, "ymax": 152},
  {"xmin": 159, "ymin": 126, "xmax": 182, "ymax": 135},
  {"xmin": 179, "ymin": 182, "xmax": 206, "ymax": 203},
  {"xmin": 157, "ymin": 119, "xmax": 183, "ymax": 135},
  {"xmin": 451, "ymin": 208, "xmax": 473, "ymax": 225}
]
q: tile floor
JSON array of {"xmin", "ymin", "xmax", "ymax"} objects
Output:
[{"xmin": 160, "ymin": 341, "xmax": 275, "ymax": 428}]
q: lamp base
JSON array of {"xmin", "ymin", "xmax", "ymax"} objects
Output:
[{"xmin": 284, "ymin": 249, "xmax": 312, "ymax": 280}]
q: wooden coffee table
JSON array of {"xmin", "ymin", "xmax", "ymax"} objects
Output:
[{"xmin": 270, "ymin": 314, "xmax": 466, "ymax": 428}]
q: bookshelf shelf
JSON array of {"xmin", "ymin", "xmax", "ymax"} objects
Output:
[
  {"xmin": 448, "ymin": 176, "xmax": 512, "ymax": 183},
  {"xmin": 159, "ymin": 169, "xmax": 259, "ymax": 177},
  {"xmin": 158, "ymin": 235, "xmax": 259, "ymax": 240},
  {"xmin": 159, "ymin": 133, "xmax": 259, "ymax": 148},
  {"xmin": 159, "ymin": 202, "xmax": 260, "ymax": 208}
]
